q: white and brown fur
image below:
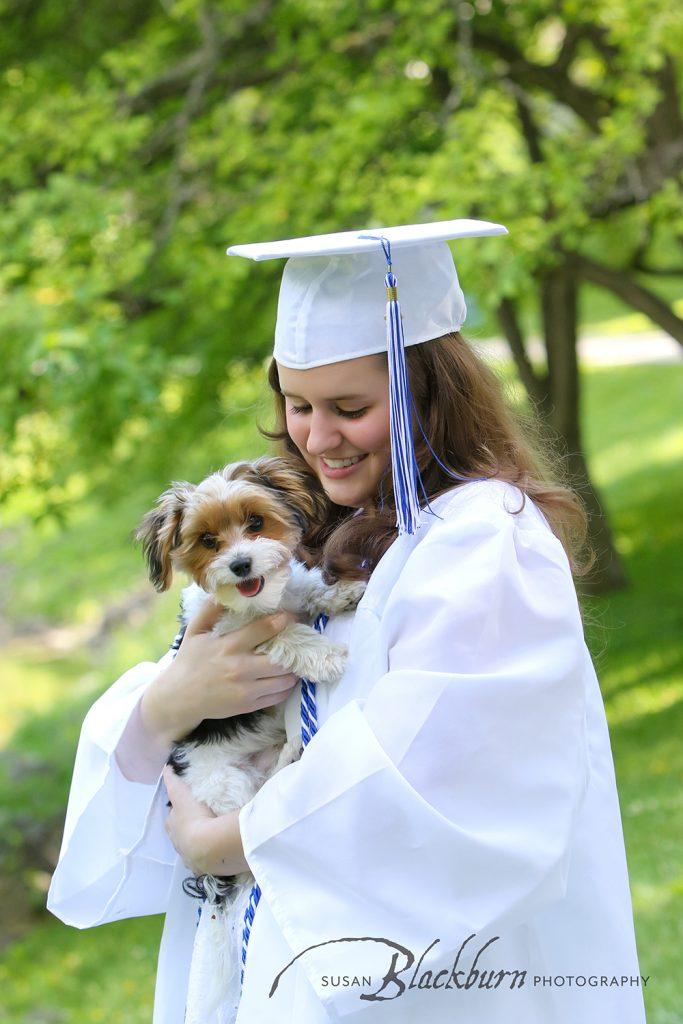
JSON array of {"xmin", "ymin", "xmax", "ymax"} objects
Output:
[{"xmin": 136, "ymin": 457, "xmax": 365, "ymax": 909}]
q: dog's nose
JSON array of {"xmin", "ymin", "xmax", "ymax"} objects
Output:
[{"xmin": 229, "ymin": 557, "xmax": 252, "ymax": 578}]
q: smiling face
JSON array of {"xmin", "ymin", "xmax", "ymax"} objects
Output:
[{"xmin": 277, "ymin": 353, "xmax": 392, "ymax": 509}]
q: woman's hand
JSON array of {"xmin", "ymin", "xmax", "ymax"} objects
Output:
[
  {"xmin": 141, "ymin": 601, "xmax": 299, "ymax": 747},
  {"xmin": 162, "ymin": 765, "xmax": 249, "ymax": 876}
]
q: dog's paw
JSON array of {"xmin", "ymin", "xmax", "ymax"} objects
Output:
[
  {"xmin": 316, "ymin": 642, "xmax": 348, "ymax": 684},
  {"xmin": 326, "ymin": 579, "xmax": 367, "ymax": 614},
  {"xmin": 256, "ymin": 634, "xmax": 296, "ymax": 673}
]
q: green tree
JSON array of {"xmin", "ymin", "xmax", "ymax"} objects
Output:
[{"xmin": 1, "ymin": 0, "xmax": 681, "ymax": 588}]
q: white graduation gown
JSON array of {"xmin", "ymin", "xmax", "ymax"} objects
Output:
[{"xmin": 46, "ymin": 479, "xmax": 646, "ymax": 1024}]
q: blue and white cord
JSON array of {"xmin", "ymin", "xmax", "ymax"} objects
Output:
[{"xmin": 239, "ymin": 611, "xmax": 329, "ymax": 988}]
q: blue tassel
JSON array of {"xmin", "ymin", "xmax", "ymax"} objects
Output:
[
  {"xmin": 385, "ymin": 266, "xmax": 422, "ymax": 535},
  {"xmin": 360, "ymin": 233, "xmax": 491, "ymax": 535},
  {"xmin": 358, "ymin": 234, "xmax": 424, "ymax": 534}
]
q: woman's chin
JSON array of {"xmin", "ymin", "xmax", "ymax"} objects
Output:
[
  {"xmin": 311, "ymin": 456, "xmax": 386, "ymax": 508},
  {"xmin": 319, "ymin": 476, "xmax": 364, "ymax": 505}
]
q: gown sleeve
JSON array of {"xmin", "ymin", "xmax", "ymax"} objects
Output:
[
  {"xmin": 238, "ymin": 496, "xmax": 591, "ymax": 1016},
  {"xmin": 46, "ymin": 645, "xmax": 180, "ymax": 929}
]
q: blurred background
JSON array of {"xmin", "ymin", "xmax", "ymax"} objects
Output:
[{"xmin": 0, "ymin": 1, "xmax": 681, "ymax": 1021}]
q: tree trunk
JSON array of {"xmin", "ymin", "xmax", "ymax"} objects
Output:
[{"xmin": 539, "ymin": 265, "xmax": 628, "ymax": 594}]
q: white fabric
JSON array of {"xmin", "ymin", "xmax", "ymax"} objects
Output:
[
  {"xmin": 226, "ymin": 218, "xmax": 508, "ymax": 261},
  {"xmin": 272, "ymin": 245, "xmax": 463, "ymax": 370},
  {"xmin": 226, "ymin": 219, "xmax": 508, "ymax": 369},
  {"xmin": 46, "ymin": 480, "xmax": 645, "ymax": 1024}
]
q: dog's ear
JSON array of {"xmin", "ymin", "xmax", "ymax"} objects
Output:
[
  {"xmin": 135, "ymin": 482, "xmax": 195, "ymax": 592},
  {"xmin": 241, "ymin": 457, "xmax": 328, "ymax": 533}
]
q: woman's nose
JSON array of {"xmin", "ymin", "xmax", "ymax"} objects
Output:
[{"xmin": 306, "ymin": 411, "xmax": 342, "ymax": 455}]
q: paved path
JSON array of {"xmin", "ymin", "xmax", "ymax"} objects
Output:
[{"xmin": 473, "ymin": 330, "xmax": 682, "ymax": 366}]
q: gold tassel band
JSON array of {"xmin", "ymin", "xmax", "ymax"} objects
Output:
[{"xmin": 386, "ymin": 285, "xmax": 398, "ymax": 301}]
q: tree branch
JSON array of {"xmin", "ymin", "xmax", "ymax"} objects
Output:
[
  {"xmin": 122, "ymin": 51, "xmax": 208, "ymax": 115},
  {"xmin": 497, "ymin": 297, "xmax": 549, "ymax": 411},
  {"xmin": 645, "ymin": 55, "xmax": 683, "ymax": 149},
  {"xmin": 589, "ymin": 137, "xmax": 683, "ymax": 217},
  {"xmin": 632, "ymin": 260, "xmax": 683, "ymax": 277},
  {"xmin": 138, "ymin": 62, "xmax": 285, "ymax": 165},
  {"xmin": 468, "ymin": 24, "xmax": 611, "ymax": 130},
  {"xmin": 509, "ymin": 86, "xmax": 543, "ymax": 164},
  {"xmin": 570, "ymin": 252, "xmax": 683, "ymax": 346},
  {"xmin": 122, "ymin": 0, "xmax": 276, "ymax": 115},
  {"xmin": 151, "ymin": 5, "xmax": 221, "ymax": 255}
]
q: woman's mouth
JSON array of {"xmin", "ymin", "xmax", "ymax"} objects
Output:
[
  {"xmin": 236, "ymin": 576, "xmax": 265, "ymax": 597},
  {"xmin": 319, "ymin": 454, "xmax": 368, "ymax": 479}
]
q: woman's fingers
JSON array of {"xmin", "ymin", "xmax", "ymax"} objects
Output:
[
  {"xmin": 262, "ymin": 672, "xmax": 298, "ymax": 692},
  {"xmin": 246, "ymin": 669, "xmax": 298, "ymax": 697},
  {"xmin": 186, "ymin": 607, "xmax": 296, "ymax": 651},
  {"xmin": 162, "ymin": 764, "xmax": 215, "ymax": 817},
  {"xmin": 184, "ymin": 599, "xmax": 225, "ymax": 638},
  {"xmin": 247, "ymin": 652, "xmax": 296, "ymax": 679},
  {"xmin": 169, "ymin": 608, "xmax": 301, "ymax": 718},
  {"xmin": 162, "ymin": 764, "xmax": 178, "ymax": 807},
  {"xmin": 162, "ymin": 764, "xmax": 188, "ymax": 802},
  {"xmin": 244, "ymin": 672, "xmax": 298, "ymax": 710},
  {"xmin": 248, "ymin": 686, "xmax": 298, "ymax": 712},
  {"xmin": 231, "ymin": 611, "xmax": 297, "ymax": 652}
]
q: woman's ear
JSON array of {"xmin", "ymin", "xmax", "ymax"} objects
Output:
[
  {"xmin": 135, "ymin": 482, "xmax": 195, "ymax": 591},
  {"xmin": 247, "ymin": 456, "xmax": 328, "ymax": 532}
]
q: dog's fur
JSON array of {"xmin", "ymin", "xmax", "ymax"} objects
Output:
[{"xmin": 136, "ymin": 457, "xmax": 365, "ymax": 909}]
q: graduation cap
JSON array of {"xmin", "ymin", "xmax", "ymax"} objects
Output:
[{"xmin": 227, "ymin": 218, "xmax": 508, "ymax": 535}]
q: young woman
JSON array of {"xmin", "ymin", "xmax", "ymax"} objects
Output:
[{"xmin": 47, "ymin": 223, "xmax": 645, "ymax": 1024}]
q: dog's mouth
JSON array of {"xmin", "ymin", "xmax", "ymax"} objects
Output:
[{"xmin": 236, "ymin": 576, "xmax": 265, "ymax": 598}]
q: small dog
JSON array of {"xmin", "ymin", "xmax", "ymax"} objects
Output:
[{"xmin": 136, "ymin": 457, "xmax": 365, "ymax": 1022}]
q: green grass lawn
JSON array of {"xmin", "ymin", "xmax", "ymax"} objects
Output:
[
  {"xmin": 0, "ymin": 357, "xmax": 681, "ymax": 1024},
  {"xmin": 580, "ymin": 364, "xmax": 683, "ymax": 1023}
]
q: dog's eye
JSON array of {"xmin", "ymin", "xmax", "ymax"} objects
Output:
[
  {"xmin": 246, "ymin": 515, "xmax": 264, "ymax": 533},
  {"xmin": 200, "ymin": 533, "xmax": 219, "ymax": 549}
]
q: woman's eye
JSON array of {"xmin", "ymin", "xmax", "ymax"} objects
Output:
[
  {"xmin": 246, "ymin": 515, "xmax": 264, "ymax": 533},
  {"xmin": 288, "ymin": 403, "xmax": 367, "ymax": 419},
  {"xmin": 336, "ymin": 407, "xmax": 367, "ymax": 419},
  {"xmin": 200, "ymin": 533, "xmax": 218, "ymax": 549}
]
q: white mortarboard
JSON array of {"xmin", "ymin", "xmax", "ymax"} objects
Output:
[{"xmin": 227, "ymin": 218, "xmax": 508, "ymax": 534}]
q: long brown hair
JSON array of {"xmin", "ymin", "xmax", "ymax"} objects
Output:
[{"xmin": 261, "ymin": 331, "xmax": 594, "ymax": 585}]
